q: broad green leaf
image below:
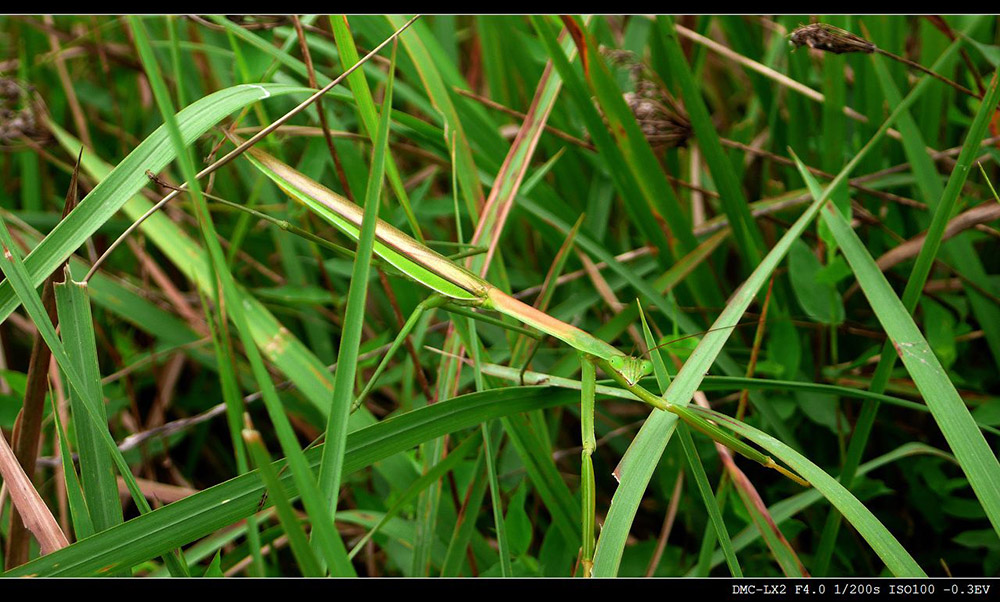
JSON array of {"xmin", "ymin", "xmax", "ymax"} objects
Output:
[{"xmin": 788, "ymin": 239, "xmax": 845, "ymax": 325}]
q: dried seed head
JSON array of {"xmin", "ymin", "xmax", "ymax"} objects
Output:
[
  {"xmin": 597, "ymin": 46, "xmax": 692, "ymax": 148},
  {"xmin": 623, "ymin": 91, "xmax": 692, "ymax": 148},
  {"xmin": 789, "ymin": 23, "xmax": 875, "ymax": 55},
  {"xmin": 0, "ymin": 78, "xmax": 48, "ymax": 145},
  {"xmin": 600, "ymin": 46, "xmax": 638, "ymax": 67},
  {"xmin": 0, "ymin": 78, "xmax": 23, "ymax": 103}
]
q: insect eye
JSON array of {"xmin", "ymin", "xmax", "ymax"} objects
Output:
[
  {"xmin": 608, "ymin": 356, "xmax": 624, "ymax": 370},
  {"xmin": 640, "ymin": 360, "xmax": 654, "ymax": 375}
]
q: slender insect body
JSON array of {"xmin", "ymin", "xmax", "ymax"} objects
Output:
[{"xmin": 244, "ymin": 142, "xmax": 812, "ymax": 516}]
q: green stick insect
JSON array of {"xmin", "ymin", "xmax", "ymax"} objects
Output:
[{"xmin": 239, "ymin": 142, "xmax": 809, "ymax": 576}]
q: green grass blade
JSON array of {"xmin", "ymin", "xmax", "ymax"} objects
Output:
[
  {"xmin": 242, "ymin": 146, "xmax": 480, "ymax": 303},
  {"xmin": 200, "ymin": 284, "xmax": 264, "ymax": 577},
  {"xmin": 477, "ymin": 362, "xmax": 1000, "ymax": 429},
  {"xmin": 348, "ymin": 431, "xmax": 481, "ymax": 560},
  {"xmin": 655, "ymin": 15, "xmax": 765, "ymax": 268},
  {"xmin": 385, "ymin": 15, "xmax": 484, "ymax": 217},
  {"xmin": 481, "ymin": 419, "xmax": 511, "ymax": 577},
  {"xmin": 0, "ymin": 216, "xmax": 188, "ymax": 576},
  {"xmin": 579, "ymin": 356, "xmax": 597, "ymax": 576},
  {"xmin": 330, "ymin": 16, "xmax": 425, "ymax": 243},
  {"xmin": 814, "ymin": 70, "xmax": 1000, "ymax": 575},
  {"xmin": 500, "ymin": 413, "xmax": 582, "ymax": 550},
  {"xmin": 517, "ymin": 197, "xmax": 797, "ymax": 445},
  {"xmin": 439, "ymin": 448, "xmax": 490, "ymax": 576},
  {"xmin": 244, "ymin": 428, "xmax": 322, "ymax": 577},
  {"xmin": 49, "ymin": 389, "xmax": 95, "ymax": 541},
  {"xmin": 692, "ymin": 442, "xmax": 955, "ymax": 575},
  {"xmin": 53, "ymin": 271, "xmax": 123, "ymax": 535},
  {"xmin": 529, "ymin": 15, "xmax": 723, "ymax": 310},
  {"xmin": 47, "ymin": 124, "xmax": 337, "ymax": 416},
  {"xmin": 870, "ymin": 56, "xmax": 1000, "ymax": 374},
  {"xmin": 317, "ymin": 39, "xmax": 396, "ymax": 550},
  {"xmin": 591, "ymin": 39, "xmax": 960, "ymax": 575},
  {"xmin": 692, "ymin": 403, "xmax": 927, "ymax": 576},
  {"xmin": 639, "ymin": 304, "xmax": 742, "ymax": 577}
]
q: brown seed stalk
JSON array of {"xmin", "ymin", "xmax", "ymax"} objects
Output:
[{"xmin": 790, "ymin": 22, "xmax": 978, "ymax": 98}]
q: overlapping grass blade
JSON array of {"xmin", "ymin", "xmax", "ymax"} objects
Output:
[
  {"xmin": 794, "ymin": 154, "xmax": 1000, "ymax": 541},
  {"xmin": 49, "ymin": 389, "xmax": 95, "ymax": 541},
  {"xmin": 0, "ymin": 83, "xmax": 309, "ymax": 325},
  {"xmin": 47, "ymin": 124, "xmax": 337, "ymax": 415},
  {"xmin": 655, "ymin": 15, "xmax": 765, "ymax": 268},
  {"xmin": 317, "ymin": 39, "xmax": 396, "ymax": 541},
  {"xmin": 814, "ymin": 70, "xmax": 1000, "ymax": 574},
  {"xmin": 128, "ymin": 15, "xmax": 353, "ymax": 575},
  {"xmin": 243, "ymin": 427, "xmax": 322, "ymax": 576},
  {"xmin": 386, "ymin": 15, "xmax": 483, "ymax": 216},
  {"xmin": 639, "ymin": 305, "xmax": 742, "ymax": 576},
  {"xmin": 5, "ymin": 386, "xmax": 577, "ymax": 576},
  {"xmin": 53, "ymin": 271, "xmax": 124, "ymax": 536},
  {"xmin": 690, "ymin": 402, "xmax": 926, "ymax": 576},
  {"xmin": 591, "ymin": 52, "xmax": 950, "ymax": 575},
  {"xmin": 0, "ymin": 215, "xmax": 188, "ymax": 576},
  {"xmin": 692, "ymin": 442, "xmax": 955, "ymax": 575},
  {"xmin": 348, "ymin": 431, "xmax": 481, "ymax": 560}
]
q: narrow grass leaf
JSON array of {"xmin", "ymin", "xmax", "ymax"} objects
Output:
[
  {"xmin": 348, "ymin": 431, "xmax": 481, "ymax": 560},
  {"xmin": 49, "ymin": 390, "xmax": 95, "ymax": 541},
  {"xmin": 655, "ymin": 15, "xmax": 765, "ymax": 268},
  {"xmin": 0, "ymin": 215, "xmax": 188, "ymax": 576},
  {"xmin": 53, "ymin": 271, "xmax": 124, "ymax": 535},
  {"xmin": 0, "ymin": 83, "xmax": 309, "ymax": 325},
  {"xmin": 330, "ymin": 16, "xmax": 425, "ymax": 242},
  {"xmin": 243, "ymin": 428, "xmax": 323, "ymax": 577},
  {"xmin": 318, "ymin": 40, "xmax": 397, "ymax": 533}
]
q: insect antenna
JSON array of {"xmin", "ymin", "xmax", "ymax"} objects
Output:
[{"xmin": 643, "ymin": 320, "xmax": 758, "ymax": 355}]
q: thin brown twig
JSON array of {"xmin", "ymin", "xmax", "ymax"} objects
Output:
[
  {"xmin": 874, "ymin": 47, "xmax": 977, "ymax": 98},
  {"xmin": 922, "ymin": 16, "xmax": 986, "ymax": 96},
  {"xmin": 4, "ymin": 151, "xmax": 79, "ymax": 569},
  {"xmin": 42, "ymin": 16, "xmax": 92, "ymax": 149},
  {"xmin": 736, "ymin": 276, "xmax": 774, "ymax": 423},
  {"xmin": 456, "ymin": 81, "xmax": 930, "ymax": 211},
  {"xmin": 291, "ymin": 15, "xmax": 355, "ymax": 202},
  {"xmin": 874, "ymin": 202, "xmax": 1000, "ymax": 273},
  {"xmin": 719, "ymin": 137, "xmax": 927, "ymax": 209},
  {"xmin": 454, "ymin": 87, "xmax": 593, "ymax": 149},
  {"xmin": 377, "ymin": 268, "xmax": 433, "ymax": 402},
  {"xmin": 31, "ymin": 323, "xmax": 453, "ymax": 467}
]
